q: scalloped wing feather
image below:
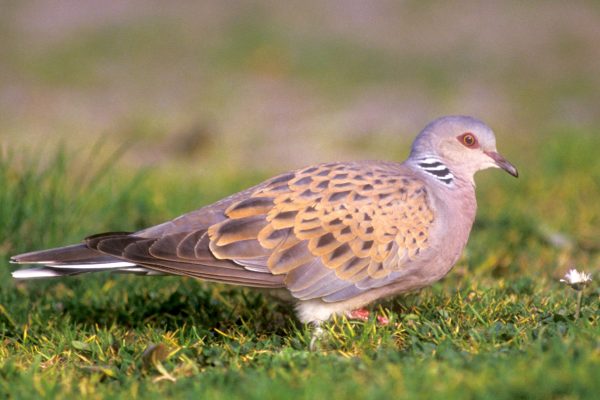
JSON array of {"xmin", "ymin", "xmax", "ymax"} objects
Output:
[
  {"xmin": 85, "ymin": 162, "xmax": 435, "ymax": 300},
  {"xmin": 208, "ymin": 162, "xmax": 435, "ymax": 301}
]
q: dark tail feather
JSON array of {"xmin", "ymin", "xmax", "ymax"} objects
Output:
[
  {"xmin": 9, "ymin": 237, "xmax": 156, "ymax": 280},
  {"xmin": 10, "ymin": 243, "xmax": 117, "ymax": 265}
]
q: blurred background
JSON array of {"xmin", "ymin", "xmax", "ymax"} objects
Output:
[{"xmin": 1, "ymin": 0, "xmax": 598, "ymax": 173}]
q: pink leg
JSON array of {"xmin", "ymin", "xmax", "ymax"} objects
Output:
[
  {"xmin": 347, "ymin": 308, "xmax": 370, "ymax": 321},
  {"xmin": 346, "ymin": 308, "xmax": 390, "ymax": 325}
]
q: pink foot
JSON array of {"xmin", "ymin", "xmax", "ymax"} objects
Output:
[
  {"xmin": 346, "ymin": 308, "xmax": 390, "ymax": 325},
  {"xmin": 347, "ymin": 308, "xmax": 370, "ymax": 321}
]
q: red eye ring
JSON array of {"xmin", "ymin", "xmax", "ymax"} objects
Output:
[{"xmin": 458, "ymin": 133, "xmax": 478, "ymax": 148}]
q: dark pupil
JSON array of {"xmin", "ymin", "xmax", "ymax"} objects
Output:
[{"xmin": 465, "ymin": 136, "xmax": 473, "ymax": 144}]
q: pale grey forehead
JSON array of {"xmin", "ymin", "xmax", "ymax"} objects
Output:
[{"xmin": 422, "ymin": 115, "xmax": 496, "ymax": 143}]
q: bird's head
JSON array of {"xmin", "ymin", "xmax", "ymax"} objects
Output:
[{"xmin": 410, "ymin": 115, "xmax": 518, "ymax": 182}]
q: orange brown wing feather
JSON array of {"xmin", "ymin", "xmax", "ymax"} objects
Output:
[{"xmin": 208, "ymin": 162, "xmax": 434, "ymax": 300}]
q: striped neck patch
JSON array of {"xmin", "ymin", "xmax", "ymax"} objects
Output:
[{"xmin": 417, "ymin": 158, "xmax": 454, "ymax": 185}]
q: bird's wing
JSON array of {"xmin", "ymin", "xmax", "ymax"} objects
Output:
[
  {"xmin": 213, "ymin": 162, "xmax": 435, "ymax": 301},
  {"xmin": 90, "ymin": 162, "xmax": 435, "ymax": 300}
]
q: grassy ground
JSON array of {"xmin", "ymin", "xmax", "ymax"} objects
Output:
[{"xmin": 0, "ymin": 133, "xmax": 598, "ymax": 399}]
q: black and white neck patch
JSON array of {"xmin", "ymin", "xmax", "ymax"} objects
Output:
[{"xmin": 417, "ymin": 158, "xmax": 454, "ymax": 185}]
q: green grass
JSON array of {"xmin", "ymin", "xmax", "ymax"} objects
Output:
[{"xmin": 0, "ymin": 134, "xmax": 599, "ymax": 399}]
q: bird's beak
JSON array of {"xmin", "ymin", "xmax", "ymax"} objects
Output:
[{"xmin": 485, "ymin": 151, "xmax": 519, "ymax": 178}]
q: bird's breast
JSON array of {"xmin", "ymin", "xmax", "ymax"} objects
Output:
[{"xmin": 418, "ymin": 184, "xmax": 477, "ymax": 281}]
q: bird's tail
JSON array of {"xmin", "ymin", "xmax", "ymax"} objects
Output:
[{"xmin": 10, "ymin": 243, "xmax": 159, "ymax": 279}]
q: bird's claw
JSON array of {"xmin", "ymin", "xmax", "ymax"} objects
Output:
[{"xmin": 346, "ymin": 308, "xmax": 390, "ymax": 325}]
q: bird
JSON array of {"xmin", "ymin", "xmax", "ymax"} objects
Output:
[{"xmin": 10, "ymin": 115, "xmax": 518, "ymax": 326}]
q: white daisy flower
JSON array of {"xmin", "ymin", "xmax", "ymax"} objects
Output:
[{"xmin": 560, "ymin": 269, "xmax": 592, "ymax": 291}]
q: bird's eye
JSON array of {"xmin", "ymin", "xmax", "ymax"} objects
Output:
[{"xmin": 458, "ymin": 133, "xmax": 478, "ymax": 148}]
